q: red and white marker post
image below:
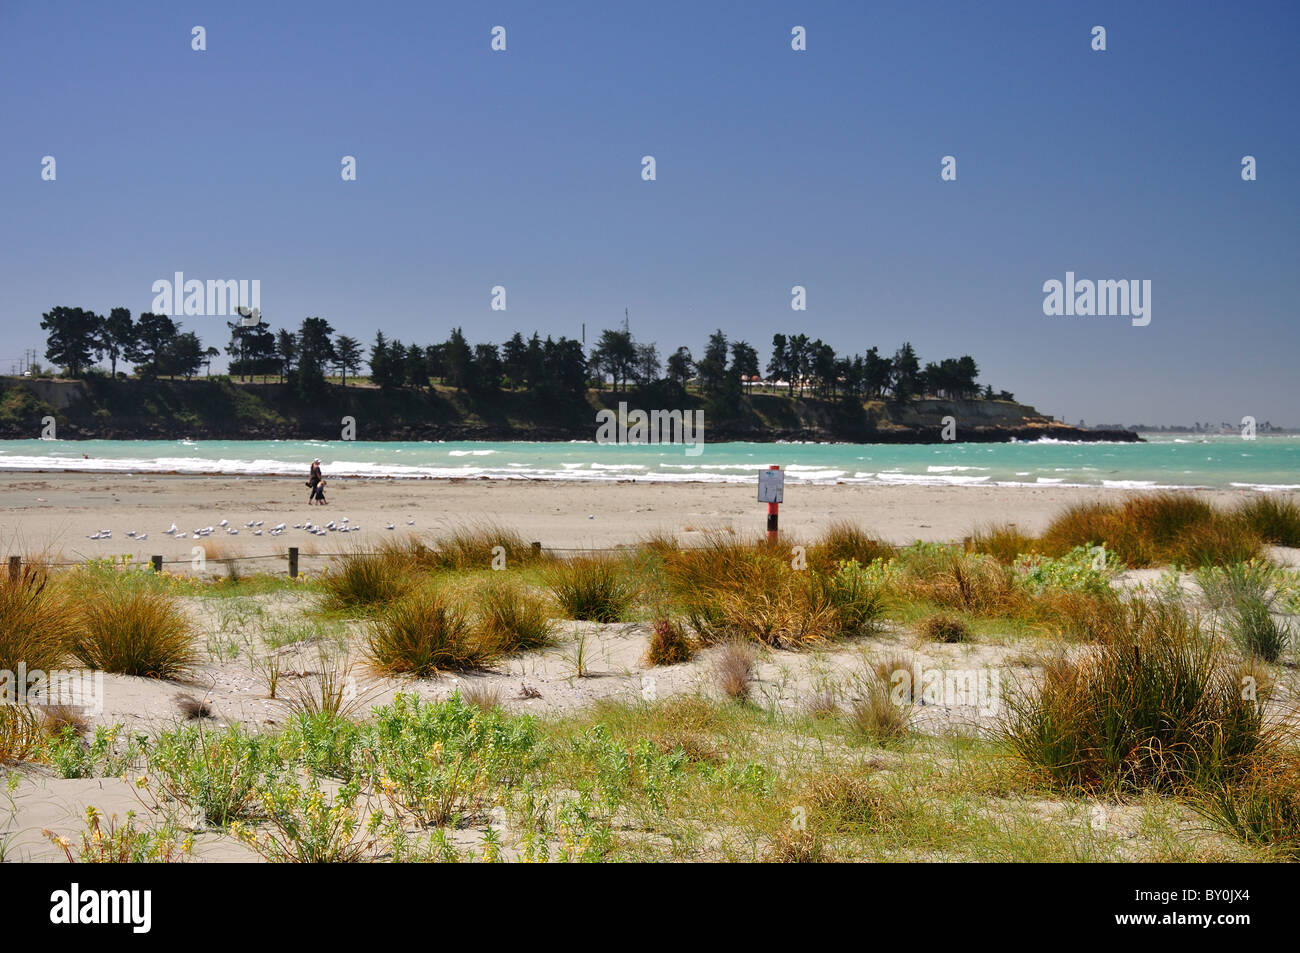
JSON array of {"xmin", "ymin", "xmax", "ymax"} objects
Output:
[{"xmin": 758, "ymin": 464, "xmax": 784, "ymax": 543}]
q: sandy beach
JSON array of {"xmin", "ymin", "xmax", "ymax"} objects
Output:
[
  {"xmin": 0, "ymin": 472, "xmax": 1261, "ymax": 568},
  {"xmin": 3, "ymin": 471, "xmax": 1295, "ymax": 864}
]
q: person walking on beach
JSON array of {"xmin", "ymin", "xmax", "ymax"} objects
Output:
[{"xmin": 307, "ymin": 459, "xmax": 323, "ymax": 504}]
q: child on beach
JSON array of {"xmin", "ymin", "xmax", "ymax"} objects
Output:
[
  {"xmin": 311, "ymin": 480, "xmax": 328, "ymax": 505},
  {"xmin": 307, "ymin": 459, "xmax": 322, "ymax": 503}
]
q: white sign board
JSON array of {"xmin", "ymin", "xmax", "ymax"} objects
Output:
[{"xmin": 758, "ymin": 468, "xmax": 784, "ymax": 503}]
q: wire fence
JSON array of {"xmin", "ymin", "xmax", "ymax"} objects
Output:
[{"xmin": 6, "ymin": 541, "xmax": 650, "ymax": 575}]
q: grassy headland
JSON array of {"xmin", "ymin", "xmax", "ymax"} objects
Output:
[{"xmin": 0, "ymin": 375, "xmax": 1135, "ymax": 443}]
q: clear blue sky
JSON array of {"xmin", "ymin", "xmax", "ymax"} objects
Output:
[{"xmin": 2, "ymin": 1, "xmax": 1297, "ymax": 426}]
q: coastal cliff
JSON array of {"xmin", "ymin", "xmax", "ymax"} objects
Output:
[{"xmin": 0, "ymin": 377, "xmax": 1139, "ymax": 444}]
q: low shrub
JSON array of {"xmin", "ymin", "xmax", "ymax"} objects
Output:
[
  {"xmin": 1001, "ymin": 600, "xmax": 1268, "ymax": 793},
  {"xmin": 0, "ymin": 565, "xmax": 75, "ymax": 676},
  {"xmin": 808, "ymin": 522, "xmax": 896, "ymax": 571},
  {"xmin": 898, "ymin": 546, "xmax": 1025, "ymax": 616},
  {"xmin": 1040, "ymin": 493, "xmax": 1263, "ymax": 568},
  {"xmin": 666, "ymin": 537, "xmax": 881, "ymax": 647},
  {"xmin": 427, "ymin": 524, "xmax": 546, "ymax": 571},
  {"xmin": 1015, "ymin": 545, "xmax": 1119, "ymax": 597},
  {"xmin": 472, "ymin": 577, "xmax": 555, "ymax": 653},
  {"xmin": 545, "ymin": 556, "xmax": 636, "ymax": 623},
  {"xmin": 969, "ymin": 523, "xmax": 1039, "ymax": 564},
  {"xmin": 364, "ymin": 587, "xmax": 488, "ymax": 677},
  {"xmin": 847, "ymin": 676, "xmax": 911, "ymax": 744},
  {"xmin": 917, "ymin": 613, "xmax": 972, "ymax": 643},
  {"xmin": 319, "ymin": 548, "xmax": 416, "ymax": 611},
  {"xmin": 360, "ymin": 693, "xmax": 538, "ymax": 827},
  {"xmin": 45, "ymin": 723, "xmax": 144, "ymax": 779},
  {"xmin": 1197, "ymin": 561, "xmax": 1293, "ymax": 663},
  {"xmin": 147, "ymin": 723, "xmax": 269, "ymax": 826},
  {"xmin": 1196, "ymin": 753, "xmax": 1300, "ymax": 859},
  {"xmin": 68, "ymin": 588, "xmax": 198, "ymax": 678},
  {"xmin": 0, "ymin": 705, "xmax": 40, "ymax": 764},
  {"xmin": 1235, "ymin": 494, "xmax": 1300, "ymax": 548},
  {"xmin": 233, "ymin": 774, "xmax": 379, "ymax": 863},
  {"xmin": 646, "ymin": 618, "xmax": 694, "ymax": 666},
  {"xmin": 45, "ymin": 806, "xmax": 192, "ymax": 863},
  {"xmin": 713, "ymin": 641, "xmax": 755, "ymax": 702},
  {"xmin": 275, "ymin": 711, "xmax": 363, "ymax": 779}
]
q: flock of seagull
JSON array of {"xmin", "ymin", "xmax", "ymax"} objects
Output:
[{"xmin": 87, "ymin": 517, "xmax": 416, "ymax": 541}]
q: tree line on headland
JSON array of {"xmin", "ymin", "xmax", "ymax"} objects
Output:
[{"xmin": 35, "ymin": 306, "xmax": 1015, "ymax": 416}]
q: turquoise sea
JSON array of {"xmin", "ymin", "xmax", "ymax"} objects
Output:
[{"xmin": 0, "ymin": 436, "xmax": 1296, "ymax": 490}]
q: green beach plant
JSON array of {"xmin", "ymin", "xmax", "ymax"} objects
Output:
[
  {"xmin": 363, "ymin": 586, "xmax": 489, "ymax": 677},
  {"xmin": 319, "ymin": 546, "xmax": 417, "ymax": 611},
  {"xmin": 472, "ymin": 576, "xmax": 555, "ymax": 653},
  {"xmin": 0, "ymin": 564, "xmax": 75, "ymax": 677},
  {"xmin": 147, "ymin": 723, "xmax": 268, "ymax": 826},
  {"xmin": 1197, "ymin": 561, "xmax": 1294, "ymax": 662},
  {"xmin": 68, "ymin": 587, "xmax": 198, "ymax": 679},
  {"xmin": 545, "ymin": 556, "xmax": 636, "ymax": 623},
  {"xmin": 1040, "ymin": 493, "xmax": 1263, "ymax": 568},
  {"xmin": 1234, "ymin": 494, "xmax": 1300, "ymax": 547},
  {"xmin": 360, "ymin": 693, "xmax": 537, "ymax": 828},
  {"xmin": 1001, "ymin": 600, "xmax": 1269, "ymax": 793},
  {"xmin": 646, "ymin": 617, "xmax": 694, "ymax": 666}
]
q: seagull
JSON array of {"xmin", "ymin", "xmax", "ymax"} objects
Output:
[
  {"xmin": 167, "ymin": 523, "xmax": 178, "ymax": 536},
  {"xmin": 272, "ymin": 523, "xmax": 285, "ymax": 532},
  {"xmin": 293, "ymin": 523, "xmax": 303, "ymax": 529},
  {"xmin": 136, "ymin": 533, "xmax": 147, "ymax": 541},
  {"xmin": 386, "ymin": 523, "xmax": 395, "ymax": 530},
  {"xmin": 407, "ymin": 519, "xmax": 415, "ymax": 526},
  {"xmin": 227, "ymin": 528, "xmax": 238, "ymax": 535},
  {"xmin": 246, "ymin": 520, "xmax": 256, "ymax": 528},
  {"xmin": 254, "ymin": 520, "xmax": 264, "ymax": 527},
  {"xmin": 254, "ymin": 530, "xmax": 263, "ymax": 536},
  {"xmin": 219, "ymin": 519, "xmax": 229, "ymax": 527},
  {"xmin": 127, "ymin": 530, "xmax": 136, "ymax": 538},
  {"xmin": 89, "ymin": 532, "xmax": 102, "ymax": 540}
]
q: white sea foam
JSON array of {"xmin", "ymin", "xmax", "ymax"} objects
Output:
[{"xmin": 0, "ymin": 439, "xmax": 1294, "ymax": 492}]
